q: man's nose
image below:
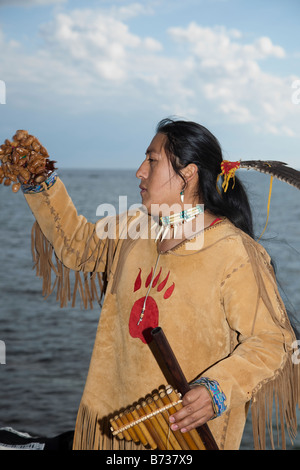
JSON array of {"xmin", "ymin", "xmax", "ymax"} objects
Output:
[{"xmin": 136, "ymin": 159, "xmax": 148, "ymax": 179}]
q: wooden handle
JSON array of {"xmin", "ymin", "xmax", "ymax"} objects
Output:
[{"xmin": 151, "ymin": 327, "xmax": 219, "ymax": 450}]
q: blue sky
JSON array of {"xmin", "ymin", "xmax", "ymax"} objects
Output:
[{"xmin": 0, "ymin": 0, "xmax": 299, "ymax": 169}]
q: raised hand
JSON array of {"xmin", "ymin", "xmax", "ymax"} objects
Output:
[{"xmin": 0, "ymin": 130, "xmax": 56, "ymax": 193}]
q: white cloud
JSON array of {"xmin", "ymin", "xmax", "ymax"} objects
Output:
[
  {"xmin": 168, "ymin": 22, "xmax": 297, "ymax": 135},
  {"xmin": 168, "ymin": 23, "xmax": 286, "ymax": 61},
  {"xmin": 1, "ymin": 7, "xmax": 299, "ymax": 137},
  {"xmin": 109, "ymin": 2, "xmax": 154, "ymax": 21},
  {"xmin": 38, "ymin": 9, "xmax": 163, "ymax": 81},
  {"xmin": 252, "ymin": 36, "xmax": 285, "ymax": 59}
]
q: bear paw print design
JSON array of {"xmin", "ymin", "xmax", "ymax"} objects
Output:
[{"xmin": 129, "ymin": 267, "xmax": 175, "ymax": 344}]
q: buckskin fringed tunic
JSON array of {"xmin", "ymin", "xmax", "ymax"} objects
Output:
[{"xmin": 24, "ymin": 177, "xmax": 299, "ymax": 450}]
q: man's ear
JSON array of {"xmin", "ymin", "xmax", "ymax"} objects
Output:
[{"xmin": 181, "ymin": 163, "xmax": 198, "ymax": 183}]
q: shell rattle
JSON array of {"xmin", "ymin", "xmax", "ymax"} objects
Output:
[{"xmin": 0, "ymin": 130, "xmax": 56, "ymax": 193}]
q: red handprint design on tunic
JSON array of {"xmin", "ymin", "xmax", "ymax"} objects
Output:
[{"xmin": 129, "ymin": 267, "xmax": 175, "ymax": 344}]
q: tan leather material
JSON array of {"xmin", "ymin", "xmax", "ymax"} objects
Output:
[{"xmin": 25, "ymin": 178, "xmax": 299, "ymax": 450}]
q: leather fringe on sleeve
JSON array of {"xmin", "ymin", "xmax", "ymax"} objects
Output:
[
  {"xmin": 251, "ymin": 352, "xmax": 300, "ymax": 449},
  {"xmin": 241, "ymin": 235, "xmax": 300, "ymax": 450},
  {"xmin": 30, "ymin": 220, "xmax": 115, "ymax": 309}
]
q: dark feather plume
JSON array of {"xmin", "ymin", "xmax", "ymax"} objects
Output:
[{"xmin": 240, "ymin": 160, "xmax": 300, "ymax": 190}]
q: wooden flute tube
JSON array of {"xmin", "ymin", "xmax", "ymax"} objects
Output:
[
  {"xmin": 110, "ymin": 416, "xmax": 125, "ymax": 440},
  {"xmin": 146, "ymin": 395, "xmax": 176, "ymax": 450},
  {"xmin": 140, "ymin": 399, "xmax": 168, "ymax": 450},
  {"xmin": 135, "ymin": 403, "xmax": 160, "ymax": 449},
  {"xmin": 110, "ymin": 414, "xmax": 131, "ymax": 441},
  {"xmin": 123, "ymin": 409, "xmax": 143, "ymax": 444},
  {"xmin": 153, "ymin": 390, "xmax": 186, "ymax": 450},
  {"xmin": 161, "ymin": 387, "xmax": 199, "ymax": 450},
  {"xmin": 129, "ymin": 405, "xmax": 156, "ymax": 449},
  {"xmin": 118, "ymin": 412, "xmax": 140, "ymax": 443},
  {"xmin": 157, "ymin": 389, "xmax": 191, "ymax": 451}
]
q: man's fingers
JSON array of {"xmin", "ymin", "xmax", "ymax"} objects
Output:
[
  {"xmin": 170, "ymin": 408, "xmax": 210, "ymax": 433},
  {"xmin": 169, "ymin": 386, "xmax": 214, "ymax": 432}
]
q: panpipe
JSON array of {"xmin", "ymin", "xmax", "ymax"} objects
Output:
[{"xmin": 110, "ymin": 385, "xmax": 206, "ymax": 450}]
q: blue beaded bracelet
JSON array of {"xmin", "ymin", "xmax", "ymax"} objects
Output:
[
  {"xmin": 191, "ymin": 377, "xmax": 227, "ymax": 419},
  {"xmin": 21, "ymin": 171, "xmax": 58, "ymax": 194}
]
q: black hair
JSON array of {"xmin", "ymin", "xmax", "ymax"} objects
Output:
[{"xmin": 156, "ymin": 118, "xmax": 254, "ymax": 239}]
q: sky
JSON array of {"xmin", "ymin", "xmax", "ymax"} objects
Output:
[{"xmin": 0, "ymin": 0, "xmax": 299, "ymax": 169}]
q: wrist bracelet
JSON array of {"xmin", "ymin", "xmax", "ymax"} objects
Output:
[
  {"xmin": 191, "ymin": 377, "xmax": 227, "ymax": 419},
  {"xmin": 21, "ymin": 171, "xmax": 58, "ymax": 194}
]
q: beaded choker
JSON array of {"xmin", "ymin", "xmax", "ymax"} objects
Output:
[{"xmin": 154, "ymin": 204, "xmax": 204, "ymax": 242}]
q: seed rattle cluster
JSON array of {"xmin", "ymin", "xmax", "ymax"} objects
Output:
[{"xmin": 0, "ymin": 130, "xmax": 56, "ymax": 193}]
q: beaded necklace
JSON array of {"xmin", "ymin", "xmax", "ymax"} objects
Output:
[{"xmin": 153, "ymin": 204, "xmax": 204, "ymax": 242}]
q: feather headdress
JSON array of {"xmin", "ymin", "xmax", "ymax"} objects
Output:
[
  {"xmin": 239, "ymin": 160, "xmax": 300, "ymax": 190},
  {"xmin": 218, "ymin": 159, "xmax": 300, "ymax": 239},
  {"xmin": 218, "ymin": 160, "xmax": 300, "ymax": 191}
]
